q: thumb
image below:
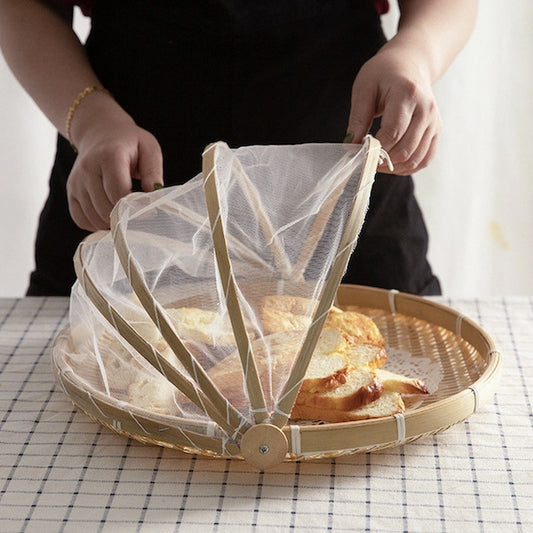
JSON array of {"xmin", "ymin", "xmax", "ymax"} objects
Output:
[
  {"xmin": 135, "ymin": 132, "xmax": 164, "ymax": 192},
  {"xmin": 347, "ymin": 83, "xmax": 377, "ymax": 144}
]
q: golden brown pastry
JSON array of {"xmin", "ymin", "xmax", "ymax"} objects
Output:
[
  {"xmin": 291, "ymin": 391, "xmax": 405, "ymax": 423},
  {"xmin": 295, "ymin": 366, "xmax": 383, "ymax": 411}
]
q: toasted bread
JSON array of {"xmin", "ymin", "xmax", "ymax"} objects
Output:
[
  {"xmin": 296, "ymin": 367, "xmax": 383, "ymax": 411},
  {"xmin": 207, "ymin": 328, "xmax": 351, "ymax": 409},
  {"xmin": 300, "ymin": 356, "xmax": 349, "ymax": 393},
  {"xmin": 325, "ymin": 307, "xmax": 385, "ymax": 347},
  {"xmin": 291, "ymin": 391, "xmax": 405, "ymax": 423},
  {"xmin": 375, "ymin": 368, "xmax": 429, "ymax": 395},
  {"xmin": 260, "ymin": 295, "xmax": 385, "ymax": 348},
  {"xmin": 265, "ymin": 328, "xmax": 350, "ymax": 392},
  {"xmin": 345, "ymin": 343, "xmax": 387, "ymax": 370},
  {"xmin": 166, "ymin": 307, "xmax": 239, "ymax": 346},
  {"xmin": 259, "ymin": 295, "xmax": 316, "ymax": 335}
]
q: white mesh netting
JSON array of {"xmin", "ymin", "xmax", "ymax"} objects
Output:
[{"xmin": 62, "ymin": 139, "xmax": 379, "ymax": 445}]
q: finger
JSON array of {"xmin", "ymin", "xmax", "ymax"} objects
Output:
[
  {"xmin": 385, "ymin": 107, "xmax": 427, "ymax": 165},
  {"xmin": 375, "ymin": 96, "xmax": 416, "ymax": 153},
  {"xmin": 77, "ymin": 189, "xmax": 110, "ymax": 230},
  {"xmin": 69, "ymin": 197, "xmax": 98, "ymax": 232},
  {"xmin": 135, "ymin": 134, "xmax": 164, "ymax": 192},
  {"xmin": 415, "ymin": 132, "xmax": 439, "ymax": 171},
  {"xmin": 391, "ymin": 126, "xmax": 434, "ymax": 175},
  {"xmin": 101, "ymin": 147, "xmax": 134, "ymax": 205},
  {"xmin": 347, "ymin": 82, "xmax": 377, "ymax": 144},
  {"xmin": 86, "ymin": 176, "xmax": 115, "ymax": 224}
]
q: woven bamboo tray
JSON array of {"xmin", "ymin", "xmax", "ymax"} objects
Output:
[
  {"xmin": 53, "ymin": 283, "xmax": 501, "ymax": 465},
  {"xmin": 52, "ymin": 139, "xmax": 500, "ymax": 469}
]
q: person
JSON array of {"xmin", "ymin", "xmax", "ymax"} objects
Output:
[{"xmin": 0, "ymin": 0, "xmax": 477, "ymax": 297}]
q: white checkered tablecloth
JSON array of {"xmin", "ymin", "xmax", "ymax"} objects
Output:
[{"xmin": 0, "ymin": 297, "xmax": 531, "ymax": 533}]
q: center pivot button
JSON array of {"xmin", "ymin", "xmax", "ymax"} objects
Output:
[{"xmin": 239, "ymin": 424, "xmax": 288, "ymax": 470}]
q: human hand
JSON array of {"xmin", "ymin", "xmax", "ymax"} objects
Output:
[
  {"xmin": 66, "ymin": 115, "xmax": 163, "ymax": 231},
  {"xmin": 346, "ymin": 45, "xmax": 441, "ymax": 175}
]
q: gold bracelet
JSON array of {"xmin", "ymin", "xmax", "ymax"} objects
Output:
[{"xmin": 65, "ymin": 85, "xmax": 108, "ymax": 153}]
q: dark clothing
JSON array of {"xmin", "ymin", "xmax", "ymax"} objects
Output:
[{"xmin": 28, "ymin": 0, "xmax": 441, "ymax": 296}]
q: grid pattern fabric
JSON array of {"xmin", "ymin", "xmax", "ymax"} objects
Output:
[{"xmin": 0, "ymin": 296, "xmax": 531, "ymax": 533}]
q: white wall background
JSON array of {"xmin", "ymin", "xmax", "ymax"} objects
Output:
[{"xmin": 0, "ymin": 2, "xmax": 531, "ymax": 298}]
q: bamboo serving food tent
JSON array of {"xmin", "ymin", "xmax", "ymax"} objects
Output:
[{"xmin": 52, "ymin": 137, "xmax": 501, "ymax": 470}]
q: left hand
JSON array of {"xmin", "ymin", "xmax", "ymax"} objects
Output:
[{"xmin": 346, "ymin": 45, "xmax": 442, "ymax": 175}]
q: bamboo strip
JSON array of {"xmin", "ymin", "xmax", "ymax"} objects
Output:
[
  {"xmin": 110, "ymin": 209, "xmax": 252, "ymax": 438},
  {"xmin": 116, "ymin": 228, "xmax": 264, "ymax": 282},
  {"xmin": 161, "ymin": 200, "xmax": 270, "ymax": 271},
  {"xmin": 271, "ymin": 137, "xmax": 382, "ymax": 428},
  {"xmin": 73, "ymin": 240, "xmax": 249, "ymax": 440},
  {"xmin": 202, "ymin": 142, "xmax": 268, "ymax": 424},
  {"xmin": 53, "ymin": 350, "xmax": 241, "ymax": 457}
]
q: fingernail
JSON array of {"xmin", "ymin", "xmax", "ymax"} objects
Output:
[
  {"xmin": 343, "ymin": 133, "xmax": 354, "ymax": 144},
  {"xmin": 153, "ymin": 183, "xmax": 164, "ymax": 190}
]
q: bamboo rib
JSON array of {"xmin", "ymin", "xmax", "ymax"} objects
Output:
[
  {"xmin": 231, "ymin": 151, "xmax": 293, "ymax": 277},
  {"xmin": 115, "ymin": 228, "xmax": 264, "ymax": 282},
  {"xmin": 73, "ymin": 239, "xmax": 249, "ymax": 440},
  {"xmin": 271, "ymin": 137, "xmax": 381, "ymax": 429},
  {"xmin": 161, "ymin": 200, "xmax": 271, "ymax": 272},
  {"xmin": 53, "ymin": 349, "xmax": 241, "ymax": 457},
  {"xmin": 110, "ymin": 208, "xmax": 252, "ymax": 438},
  {"xmin": 202, "ymin": 142, "xmax": 268, "ymax": 424}
]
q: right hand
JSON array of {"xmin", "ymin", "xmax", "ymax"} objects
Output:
[
  {"xmin": 347, "ymin": 45, "xmax": 441, "ymax": 176},
  {"xmin": 66, "ymin": 115, "xmax": 163, "ymax": 232}
]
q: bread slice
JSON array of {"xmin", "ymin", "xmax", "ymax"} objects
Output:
[
  {"xmin": 300, "ymin": 355, "xmax": 348, "ymax": 393},
  {"xmin": 375, "ymin": 368, "xmax": 429, "ymax": 395},
  {"xmin": 277, "ymin": 328, "xmax": 350, "ymax": 392},
  {"xmin": 345, "ymin": 343, "xmax": 387, "ymax": 370},
  {"xmin": 166, "ymin": 307, "xmax": 238, "ymax": 346},
  {"xmin": 290, "ymin": 391, "xmax": 405, "ymax": 423},
  {"xmin": 207, "ymin": 328, "xmax": 351, "ymax": 409},
  {"xmin": 128, "ymin": 376, "xmax": 179, "ymax": 415},
  {"xmin": 259, "ymin": 295, "xmax": 316, "ymax": 336},
  {"xmin": 259, "ymin": 295, "xmax": 385, "ymax": 349},
  {"xmin": 295, "ymin": 367, "xmax": 383, "ymax": 411},
  {"xmin": 119, "ymin": 293, "xmax": 164, "ymax": 345},
  {"xmin": 325, "ymin": 307, "xmax": 385, "ymax": 347}
]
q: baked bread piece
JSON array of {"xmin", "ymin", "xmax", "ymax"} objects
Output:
[
  {"xmin": 290, "ymin": 391, "xmax": 405, "ymax": 423},
  {"xmin": 375, "ymin": 368, "xmax": 429, "ymax": 395},
  {"xmin": 295, "ymin": 366, "xmax": 383, "ymax": 411},
  {"xmin": 166, "ymin": 307, "xmax": 239, "ymax": 346},
  {"xmin": 345, "ymin": 343, "xmax": 387, "ymax": 370},
  {"xmin": 259, "ymin": 295, "xmax": 385, "ymax": 347},
  {"xmin": 259, "ymin": 295, "xmax": 318, "ymax": 336},
  {"xmin": 72, "ymin": 330, "xmax": 187, "ymax": 412},
  {"xmin": 99, "ymin": 294, "xmax": 427, "ymax": 422},
  {"xmin": 298, "ymin": 328, "xmax": 351, "ymax": 391},
  {"xmin": 207, "ymin": 328, "xmax": 351, "ymax": 411},
  {"xmin": 324, "ymin": 307, "xmax": 385, "ymax": 347},
  {"xmin": 121, "ymin": 293, "xmax": 164, "ymax": 345},
  {"xmin": 128, "ymin": 376, "xmax": 179, "ymax": 415},
  {"xmin": 208, "ymin": 328, "xmax": 349, "ymax": 381}
]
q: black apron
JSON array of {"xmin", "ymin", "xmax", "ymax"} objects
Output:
[{"xmin": 28, "ymin": 0, "xmax": 441, "ymax": 296}]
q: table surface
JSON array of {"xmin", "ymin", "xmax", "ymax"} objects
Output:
[{"xmin": 0, "ymin": 296, "xmax": 531, "ymax": 533}]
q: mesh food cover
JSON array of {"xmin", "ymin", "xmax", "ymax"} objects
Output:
[{"xmin": 56, "ymin": 137, "xmax": 385, "ymax": 468}]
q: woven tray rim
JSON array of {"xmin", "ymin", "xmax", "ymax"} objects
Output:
[{"xmin": 52, "ymin": 284, "xmax": 501, "ymax": 460}]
